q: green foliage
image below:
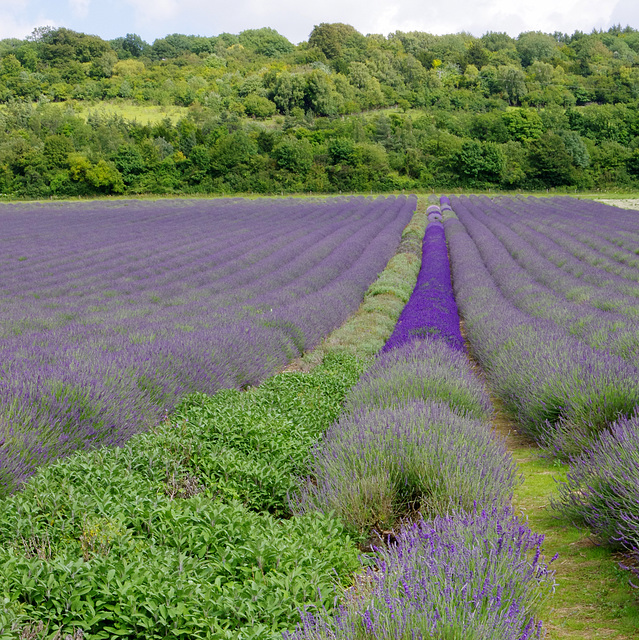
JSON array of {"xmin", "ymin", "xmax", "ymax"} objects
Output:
[
  {"xmin": 238, "ymin": 28, "xmax": 294, "ymax": 57},
  {"xmin": 451, "ymin": 140, "xmax": 504, "ymax": 186},
  {"xmin": 243, "ymin": 94, "xmax": 277, "ymax": 119},
  {"xmin": 272, "ymin": 137, "xmax": 313, "ymax": 174},
  {"xmin": 516, "ymin": 31, "xmax": 559, "ymax": 67},
  {"xmin": 0, "ymin": 354, "xmax": 365, "ymax": 638},
  {"xmin": 0, "ymin": 24, "xmax": 637, "ymax": 195},
  {"xmin": 528, "ymin": 132, "xmax": 578, "ymax": 186},
  {"xmin": 502, "ymin": 108, "xmax": 544, "ymax": 142},
  {"xmin": 308, "ymin": 23, "xmax": 362, "ymax": 60}
]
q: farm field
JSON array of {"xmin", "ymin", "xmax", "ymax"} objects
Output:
[
  {"xmin": 1, "ymin": 194, "xmax": 639, "ymax": 639},
  {"xmin": 0, "ymin": 195, "xmax": 415, "ymax": 495}
]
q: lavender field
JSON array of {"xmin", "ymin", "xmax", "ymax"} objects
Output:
[
  {"xmin": 292, "ymin": 203, "xmax": 554, "ymax": 639},
  {"xmin": 446, "ymin": 195, "xmax": 639, "ymax": 449},
  {"xmin": 0, "ymin": 195, "xmax": 415, "ymax": 495},
  {"xmin": 445, "ymin": 194, "xmax": 639, "ymax": 579}
]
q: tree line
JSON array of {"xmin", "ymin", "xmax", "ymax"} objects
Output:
[{"xmin": 1, "ymin": 23, "xmax": 639, "ymax": 197}]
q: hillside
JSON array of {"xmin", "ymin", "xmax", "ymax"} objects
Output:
[{"xmin": 1, "ymin": 24, "xmax": 639, "ymax": 197}]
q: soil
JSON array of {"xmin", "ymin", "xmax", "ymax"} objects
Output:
[{"xmin": 596, "ymin": 198, "xmax": 639, "ymax": 211}]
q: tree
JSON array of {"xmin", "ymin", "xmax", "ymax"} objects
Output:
[
  {"xmin": 110, "ymin": 34, "xmax": 149, "ymax": 59},
  {"xmin": 272, "ymin": 137, "xmax": 313, "ymax": 174},
  {"xmin": 38, "ymin": 28, "xmax": 112, "ymax": 64},
  {"xmin": 304, "ymin": 69, "xmax": 338, "ymax": 116},
  {"xmin": 308, "ymin": 23, "xmax": 361, "ymax": 59},
  {"xmin": 243, "ymin": 94, "xmax": 277, "ymax": 119},
  {"xmin": 516, "ymin": 31, "xmax": 559, "ymax": 67},
  {"xmin": 451, "ymin": 140, "xmax": 504, "ymax": 185},
  {"xmin": 497, "ymin": 65, "xmax": 527, "ymax": 104},
  {"xmin": 270, "ymin": 72, "xmax": 306, "ymax": 114},
  {"xmin": 238, "ymin": 28, "xmax": 294, "ymax": 57},
  {"xmin": 527, "ymin": 132, "xmax": 576, "ymax": 186},
  {"xmin": 502, "ymin": 108, "xmax": 543, "ymax": 143}
]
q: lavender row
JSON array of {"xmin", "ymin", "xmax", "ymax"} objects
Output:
[
  {"xmin": 0, "ymin": 196, "xmax": 416, "ymax": 495},
  {"xmin": 288, "ymin": 507, "xmax": 554, "ymax": 640},
  {"xmin": 450, "ymin": 197, "xmax": 639, "ymax": 576},
  {"xmin": 506, "ymin": 197, "xmax": 639, "ymax": 271},
  {"xmin": 446, "ymin": 198, "xmax": 639, "ymax": 451},
  {"xmin": 451, "ymin": 196, "xmax": 639, "ymax": 360},
  {"xmin": 292, "ymin": 215, "xmax": 553, "ymax": 639},
  {"xmin": 294, "ymin": 339, "xmax": 514, "ymax": 534},
  {"xmin": 382, "ymin": 209, "xmax": 464, "ymax": 353},
  {"xmin": 468, "ymin": 196, "xmax": 639, "ymax": 305},
  {"xmin": 502, "ymin": 197, "xmax": 639, "ymax": 283}
]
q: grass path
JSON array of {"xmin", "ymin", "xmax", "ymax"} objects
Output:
[{"xmin": 491, "ymin": 402, "xmax": 639, "ymax": 639}]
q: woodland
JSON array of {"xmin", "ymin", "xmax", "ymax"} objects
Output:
[{"xmin": 1, "ymin": 23, "xmax": 639, "ymax": 196}]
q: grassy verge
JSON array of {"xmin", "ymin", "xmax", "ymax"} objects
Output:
[
  {"xmin": 493, "ymin": 410, "xmax": 639, "ymax": 639},
  {"xmin": 65, "ymin": 100, "xmax": 189, "ymax": 124}
]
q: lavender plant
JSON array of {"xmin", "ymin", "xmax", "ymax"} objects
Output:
[
  {"xmin": 345, "ymin": 338, "xmax": 492, "ymax": 420},
  {"xmin": 553, "ymin": 410, "xmax": 639, "ymax": 572},
  {"xmin": 292, "ymin": 207, "xmax": 552, "ymax": 640},
  {"xmin": 295, "ymin": 399, "xmax": 518, "ymax": 534},
  {"xmin": 288, "ymin": 507, "xmax": 556, "ymax": 640}
]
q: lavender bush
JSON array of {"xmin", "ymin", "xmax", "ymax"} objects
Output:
[
  {"xmin": 345, "ymin": 338, "xmax": 492, "ymax": 420},
  {"xmin": 295, "ymin": 398, "xmax": 517, "ymax": 534},
  {"xmin": 553, "ymin": 410, "xmax": 639, "ymax": 572},
  {"xmin": 0, "ymin": 196, "xmax": 415, "ymax": 495},
  {"xmin": 288, "ymin": 506, "xmax": 555, "ymax": 640}
]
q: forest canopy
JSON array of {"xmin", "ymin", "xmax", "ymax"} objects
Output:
[{"xmin": 1, "ymin": 23, "xmax": 639, "ymax": 197}]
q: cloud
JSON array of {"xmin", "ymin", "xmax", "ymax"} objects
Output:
[
  {"xmin": 2, "ymin": 0, "xmax": 637, "ymax": 44},
  {"xmin": 125, "ymin": 0, "xmax": 181, "ymax": 24},
  {"xmin": 116, "ymin": 0, "xmax": 632, "ymax": 44},
  {"xmin": 69, "ymin": 0, "xmax": 90, "ymax": 19},
  {"xmin": 0, "ymin": 11, "xmax": 59, "ymax": 40},
  {"xmin": 610, "ymin": 0, "xmax": 639, "ymax": 27}
]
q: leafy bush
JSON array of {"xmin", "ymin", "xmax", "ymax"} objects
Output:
[{"xmin": 0, "ymin": 354, "xmax": 365, "ymax": 638}]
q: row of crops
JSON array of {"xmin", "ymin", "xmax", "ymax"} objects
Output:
[
  {"xmin": 445, "ymin": 195, "xmax": 639, "ymax": 579},
  {"xmin": 0, "ymin": 196, "xmax": 415, "ymax": 495},
  {"xmin": 0, "ymin": 196, "xmax": 425, "ymax": 638}
]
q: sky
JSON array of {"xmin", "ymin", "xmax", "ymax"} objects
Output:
[{"xmin": 0, "ymin": 0, "xmax": 638, "ymax": 45}]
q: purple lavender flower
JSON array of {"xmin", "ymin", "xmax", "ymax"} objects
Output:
[
  {"xmin": 287, "ymin": 506, "xmax": 555, "ymax": 640},
  {"xmin": 553, "ymin": 410, "xmax": 639, "ymax": 573},
  {"xmin": 383, "ymin": 221, "xmax": 464, "ymax": 353}
]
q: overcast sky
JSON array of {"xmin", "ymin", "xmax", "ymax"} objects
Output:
[{"xmin": 1, "ymin": 0, "xmax": 638, "ymax": 44}]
